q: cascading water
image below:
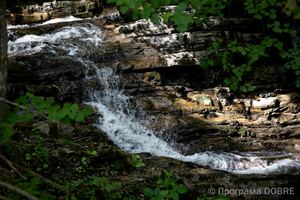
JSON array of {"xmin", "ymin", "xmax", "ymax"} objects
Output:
[{"xmin": 8, "ymin": 18, "xmax": 300, "ymax": 174}]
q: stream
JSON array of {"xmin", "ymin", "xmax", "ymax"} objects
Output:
[{"xmin": 7, "ymin": 17, "xmax": 300, "ymax": 175}]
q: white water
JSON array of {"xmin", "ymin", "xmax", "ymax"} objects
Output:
[
  {"xmin": 41, "ymin": 16, "xmax": 83, "ymax": 25},
  {"xmin": 7, "ymin": 16, "xmax": 83, "ymax": 30},
  {"xmin": 8, "ymin": 23, "xmax": 101, "ymax": 56},
  {"xmin": 87, "ymin": 68, "xmax": 300, "ymax": 174},
  {"xmin": 8, "ymin": 19, "xmax": 300, "ymax": 174}
]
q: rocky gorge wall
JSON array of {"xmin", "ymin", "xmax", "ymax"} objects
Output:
[
  {"xmin": 5, "ymin": 2, "xmax": 300, "ymax": 199},
  {"xmin": 7, "ymin": 3, "xmax": 300, "ymax": 150},
  {"xmin": 98, "ymin": 8, "xmax": 300, "ymax": 143}
]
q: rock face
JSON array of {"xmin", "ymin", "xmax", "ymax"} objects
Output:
[
  {"xmin": 7, "ymin": 5, "xmax": 300, "ymax": 154},
  {"xmin": 6, "ymin": 0, "xmax": 102, "ymax": 24},
  {"xmin": 92, "ymin": 9, "xmax": 300, "ymax": 175},
  {"xmin": 90, "ymin": 9, "xmax": 299, "ymax": 140},
  {"xmin": 7, "ymin": 52, "xmax": 86, "ymax": 102},
  {"xmin": 5, "ymin": 5, "xmax": 300, "ymax": 200},
  {"xmin": 137, "ymin": 155, "xmax": 300, "ymax": 200}
]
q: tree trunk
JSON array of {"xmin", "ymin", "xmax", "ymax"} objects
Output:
[{"xmin": 0, "ymin": 0, "xmax": 7, "ymax": 122}]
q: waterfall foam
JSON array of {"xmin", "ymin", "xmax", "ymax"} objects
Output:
[
  {"xmin": 7, "ymin": 16, "xmax": 83, "ymax": 30},
  {"xmin": 8, "ymin": 23, "xmax": 102, "ymax": 56},
  {"xmin": 8, "ymin": 19, "xmax": 300, "ymax": 174}
]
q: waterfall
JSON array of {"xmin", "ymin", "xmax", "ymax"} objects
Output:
[{"xmin": 8, "ymin": 18, "xmax": 300, "ymax": 174}]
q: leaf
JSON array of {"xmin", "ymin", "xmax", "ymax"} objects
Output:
[
  {"xmin": 274, "ymin": 41, "xmax": 283, "ymax": 51},
  {"xmin": 162, "ymin": 11, "xmax": 173, "ymax": 22},
  {"xmin": 49, "ymin": 106, "xmax": 67, "ymax": 121},
  {"xmin": 0, "ymin": 123, "xmax": 14, "ymax": 144},
  {"xmin": 246, "ymin": 84, "xmax": 255, "ymax": 92},
  {"xmin": 153, "ymin": 188, "xmax": 164, "ymax": 198},
  {"xmin": 175, "ymin": 2, "xmax": 187, "ymax": 13},
  {"xmin": 74, "ymin": 112, "xmax": 85, "ymax": 123},
  {"xmin": 176, "ymin": 185, "xmax": 188, "ymax": 193},
  {"xmin": 207, "ymin": 59, "xmax": 214, "ymax": 66},
  {"xmin": 172, "ymin": 13, "xmax": 193, "ymax": 32},
  {"xmin": 140, "ymin": 3, "xmax": 155, "ymax": 19},
  {"xmin": 67, "ymin": 103, "xmax": 79, "ymax": 119},
  {"xmin": 240, "ymin": 85, "xmax": 247, "ymax": 93},
  {"xmin": 143, "ymin": 187, "xmax": 154, "ymax": 197},
  {"xmin": 169, "ymin": 190, "xmax": 179, "ymax": 200},
  {"xmin": 15, "ymin": 95, "xmax": 28, "ymax": 105},
  {"xmin": 150, "ymin": 0, "xmax": 162, "ymax": 9},
  {"xmin": 192, "ymin": 0, "xmax": 201, "ymax": 8},
  {"xmin": 151, "ymin": 13, "xmax": 161, "ymax": 24},
  {"xmin": 120, "ymin": 5, "xmax": 129, "ymax": 14}
]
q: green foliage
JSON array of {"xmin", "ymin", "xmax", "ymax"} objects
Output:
[
  {"xmin": 15, "ymin": 93, "xmax": 93, "ymax": 123},
  {"xmin": 143, "ymin": 170, "xmax": 187, "ymax": 200},
  {"xmin": 129, "ymin": 155, "xmax": 145, "ymax": 168},
  {"xmin": 244, "ymin": 0, "xmax": 281, "ymax": 20},
  {"xmin": 284, "ymin": 0, "xmax": 300, "ymax": 19},
  {"xmin": 197, "ymin": 0, "xmax": 298, "ymax": 91},
  {"xmin": 0, "ymin": 175, "xmax": 56, "ymax": 200},
  {"xmin": 244, "ymin": 0, "xmax": 295, "ymax": 34},
  {"xmin": 170, "ymin": 2, "xmax": 193, "ymax": 32},
  {"xmin": 67, "ymin": 176, "xmax": 123, "ymax": 200},
  {"xmin": 282, "ymin": 48, "xmax": 300, "ymax": 87},
  {"xmin": 201, "ymin": 37, "xmax": 283, "ymax": 91},
  {"xmin": 0, "ymin": 93, "xmax": 93, "ymax": 146},
  {"xmin": 108, "ymin": 0, "xmax": 300, "ymax": 91},
  {"xmin": 25, "ymin": 139, "xmax": 49, "ymax": 171},
  {"xmin": 75, "ymin": 150, "xmax": 98, "ymax": 174},
  {"xmin": 107, "ymin": 0, "xmax": 227, "ymax": 32}
]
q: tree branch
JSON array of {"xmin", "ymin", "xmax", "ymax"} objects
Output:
[
  {"xmin": 0, "ymin": 195, "xmax": 9, "ymax": 200},
  {"xmin": 0, "ymin": 154, "xmax": 65, "ymax": 192},
  {"xmin": 18, "ymin": 166, "xmax": 65, "ymax": 191},
  {"xmin": 0, "ymin": 154, "xmax": 26, "ymax": 180},
  {"xmin": 0, "ymin": 181, "xmax": 39, "ymax": 200},
  {"xmin": 0, "ymin": 97, "xmax": 26, "ymax": 110},
  {"xmin": 0, "ymin": 97, "xmax": 47, "ymax": 120}
]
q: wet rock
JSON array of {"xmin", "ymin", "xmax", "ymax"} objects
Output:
[
  {"xmin": 119, "ymin": 43, "xmax": 162, "ymax": 71},
  {"xmin": 138, "ymin": 156, "xmax": 300, "ymax": 200},
  {"xmin": 238, "ymin": 127, "xmax": 256, "ymax": 138},
  {"xmin": 290, "ymin": 104, "xmax": 300, "ymax": 114},
  {"xmin": 252, "ymin": 97, "xmax": 279, "ymax": 109},
  {"xmin": 143, "ymin": 71, "xmax": 161, "ymax": 86},
  {"xmin": 173, "ymin": 98, "xmax": 217, "ymax": 115},
  {"xmin": 34, "ymin": 121, "xmax": 50, "ymax": 135},
  {"xmin": 187, "ymin": 92, "xmax": 214, "ymax": 106},
  {"xmin": 135, "ymin": 96, "xmax": 173, "ymax": 110},
  {"xmin": 7, "ymin": 53, "xmax": 86, "ymax": 101}
]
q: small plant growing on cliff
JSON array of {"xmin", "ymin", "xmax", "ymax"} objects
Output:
[
  {"xmin": 25, "ymin": 138, "xmax": 49, "ymax": 172},
  {"xmin": 15, "ymin": 93, "xmax": 93, "ymax": 123},
  {"xmin": 0, "ymin": 93, "xmax": 93, "ymax": 148},
  {"xmin": 130, "ymin": 155, "xmax": 145, "ymax": 168},
  {"xmin": 143, "ymin": 170, "xmax": 187, "ymax": 200}
]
